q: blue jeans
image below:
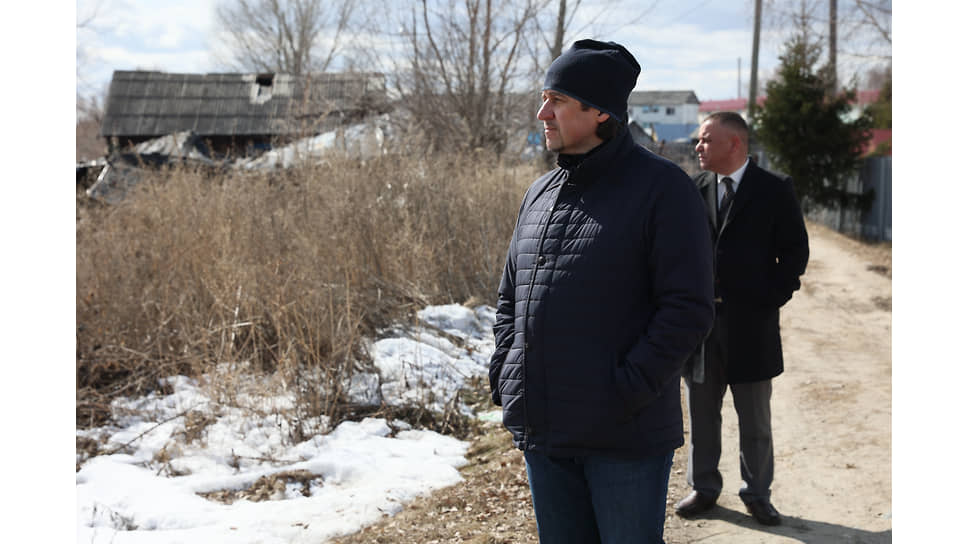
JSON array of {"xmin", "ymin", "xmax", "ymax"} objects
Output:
[{"xmin": 524, "ymin": 449, "xmax": 675, "ymax": 544}]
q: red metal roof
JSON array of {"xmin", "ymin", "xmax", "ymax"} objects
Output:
[
  {"xmin": 853, "ymin": 89, "xmax": 881, "ymax": 106},
  {"xmin": 864, "ymin": 128, "xmax": 892, "ymax": 156},
  {"xmin": 699, "ymin": 96, "xmax": 767, "ymax": 112},
  {"xmin": 700, "ymin": 89, "xmax": 880, "ymax": 113}
]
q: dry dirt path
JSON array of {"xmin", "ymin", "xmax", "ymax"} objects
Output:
[
  {"xmin": 332, "ymin": 221, "xmax": 892, "ymax": 544},
  {"xmin": 662, "ymin": 222, "xmax": 892, "ymax": 543}
]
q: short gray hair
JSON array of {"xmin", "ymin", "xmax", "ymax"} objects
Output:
[{"xmin": 704, "ymin": 111, "xmax": 749, "ymax": 148}]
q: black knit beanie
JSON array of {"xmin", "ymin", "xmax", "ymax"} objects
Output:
[{"xmin": 543, "ymin": 39, "xmax": 641, "ymax": 123}]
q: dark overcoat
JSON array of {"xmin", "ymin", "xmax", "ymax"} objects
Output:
[
  {"xmin": 489, "ymin": 129, "xmax": 714, "ymax": 458},
  {"xmin": 690, "ymin": 159, "xmax": 810, "ymax": 384}
]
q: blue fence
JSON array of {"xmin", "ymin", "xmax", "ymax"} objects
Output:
[
  {"xmin": 803, "ymin": 156, "xmax": 892, "ymax": 242},
  {"xmin": 859, "ymin": 157, "xmax": 892, "ymax": 241}
]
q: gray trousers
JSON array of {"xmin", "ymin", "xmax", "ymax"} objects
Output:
[{"xmin": 683, "ymin": 313, "xmax": 774, "ymax": 504}]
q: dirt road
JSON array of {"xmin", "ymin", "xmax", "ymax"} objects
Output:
[
  {"xmin": 662, "ymin": 222, "xmax": 892, "ymax": 543},
  {"xmin": 333, "ymin": 221, "xmax": 892, "ymax": 544}
]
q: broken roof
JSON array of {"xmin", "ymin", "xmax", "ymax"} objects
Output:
[{"xmin": 99, "ymin": 70, "xmax": 387, "ymax": 140}]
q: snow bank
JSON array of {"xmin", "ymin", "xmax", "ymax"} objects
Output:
[{"xmin": 76, "ymin": 304, "xmax": 497, "ymax": 544}]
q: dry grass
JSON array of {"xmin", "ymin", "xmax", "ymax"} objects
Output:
[
  {"xmin": 76, "ymin": 152, "xmax": 534, "ymax": 434},
  {"xmin": 328, "ymin": 395, "xmax": 701, "ymax": 544},
  {"xmin": 330, "ymin": 422, "xmax": 539, "ymax": 544}
]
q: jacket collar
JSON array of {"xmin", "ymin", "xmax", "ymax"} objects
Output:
[
  {"xmin": 555, "ymin": 127, "xmax": 633, "ymax": 186},
  {"xmin": 697, "ymin": 171, "xmax": 719, "ymax": 227}
]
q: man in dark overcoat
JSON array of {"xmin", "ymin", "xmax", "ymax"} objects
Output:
[{"xmin": 675, "ymin": 111, "xmax": 809, "ymax": 526}]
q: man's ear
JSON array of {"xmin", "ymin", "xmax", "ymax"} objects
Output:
[{"xmin": 597, "ymin": 111, "xmax": 610, "ymax": 123}]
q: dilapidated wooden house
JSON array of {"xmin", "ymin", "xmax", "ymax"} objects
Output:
[{"xmin": 99, "ymin": 70, "xmax": 388, "ymax": 156}]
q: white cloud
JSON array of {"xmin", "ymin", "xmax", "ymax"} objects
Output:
[
  {"xmin": 158, "ymin": 24, "xmax": 189, "ymax": 49},
  {"xmin": 606, "ymin": 21, "xmax": 783, "ymax": 100},
  {"xmin": 97, "ymin": 44, "xmax": 214, "ymax": 73},
  {"xmin": 77, "ymin": 0, "xmax": 219, "ymax": 94}
]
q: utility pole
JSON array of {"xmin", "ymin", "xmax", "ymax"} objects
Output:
[
  {"xmin": 748, "ymin": 0, "xmax": 762, "ymax": 122},
  {"xmin": 738, "ymin": 57, "xmax": 741, "ymax": 99},
  {"xmin": 829, "ymin": 0, "xmax": 838, "ymax": 93}
]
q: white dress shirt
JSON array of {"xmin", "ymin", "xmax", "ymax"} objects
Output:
[{"xmin": 717, "ymin": 158, "xmax": 750, "ymax": 207}]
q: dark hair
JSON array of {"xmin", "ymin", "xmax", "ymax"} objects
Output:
[
  {"xmin": 704, "ymin": 111, "xmax": 749, "ymax": 148},
  {"xmin": 596, "ymin": 116, "xmax": 622, "ymax": 140},
  {"xmin": 580, "ymin": 103, "xmax": 624, "ymax": 140}
]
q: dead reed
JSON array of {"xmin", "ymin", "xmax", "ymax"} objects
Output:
[{"xmin": 76, "ymin": 151, "xmax": 534, "ymax": 435}]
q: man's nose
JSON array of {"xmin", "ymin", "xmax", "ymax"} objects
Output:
[{"xmin": 536, "ymin": 100, "xmax": 552, "ymax": 121}]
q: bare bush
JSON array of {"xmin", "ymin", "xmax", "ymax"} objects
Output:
[{"xmin": 76, "ymin": 153, "xmax": 533, "ymax": 434}]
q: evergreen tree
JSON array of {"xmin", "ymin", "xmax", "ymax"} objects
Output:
[
  {"xmin": 868, "ymin": 75, "xmax": 892, "ymax": 130},
  {"xmin": 753, "ymin": 34, "xmax": 873, "ymax": 213}
]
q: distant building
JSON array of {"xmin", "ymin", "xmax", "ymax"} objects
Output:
[
  {"xmin": 697, "ymin": 90, "xmax": 888, "ymax": 154},
  {"xmin": 99, "ymin": 70, "xmax": 389, "ymax": 155},
  {"xmin": 699, "ymin": 89, "xmax": 881, "ymax": 124},
  {"xmin": 863, "ymin": 129, "xmax": 892, "ymax": 156},
  {"xmin": 627, "ymin": 90, "xmax": 700, "ymax": 142}
]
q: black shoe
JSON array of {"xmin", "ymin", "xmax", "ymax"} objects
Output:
[
  {"xmin": 675, "ymin": 491, "xmax": 717, "ymax": 518},
  {"xmin": 745, "ymin": 500, "xmax": 781, "ymax": 526}
]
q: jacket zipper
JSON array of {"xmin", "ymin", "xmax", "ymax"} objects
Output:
[{"xmin": 521, "ymin": 169, "xmax": 569, "ymax": 447}]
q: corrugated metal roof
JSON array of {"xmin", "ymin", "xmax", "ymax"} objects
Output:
[
  {"xmin": 700, "ymin": 89, "xmax": 879, "ymax": 113},
  {"xmin": 628, "ymin": 90, "xmax": 700, "ymax": 106},
  {"xmin": 100, "ymin": 70, "xmax": 387, "ymax": 139},
  {"xmin": 698, "ymin": 97, "xmax": 767, "ymax": 112},
  {"xmin": 650, "ymin": 123, "xmax": 700, "ymax": 142}
]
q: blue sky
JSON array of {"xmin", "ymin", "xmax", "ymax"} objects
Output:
[{"xmin": 74, "ymin": 0, "xmax": 810, "ymax": 102}]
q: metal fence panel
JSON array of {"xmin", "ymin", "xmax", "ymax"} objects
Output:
[
  {"xmin": 804, "ymin": 156, "xmax": 892, "ymax": 242},
  {"xmin": 860, "ymin": 157, "xmax": 892, "ymax": 241}
]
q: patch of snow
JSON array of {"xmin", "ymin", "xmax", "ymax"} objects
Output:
[{"xmin": 76, "ymin": 304, "xmax": 498, "ymax": 544}]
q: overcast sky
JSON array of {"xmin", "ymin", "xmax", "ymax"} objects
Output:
[{"xmin": 73, "ymin": 0, "xmax": 887, "ymax": 103}]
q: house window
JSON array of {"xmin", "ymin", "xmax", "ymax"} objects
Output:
[{"xmin": 666, "ymin": 107, "xmax": 675, "ymax": 115}]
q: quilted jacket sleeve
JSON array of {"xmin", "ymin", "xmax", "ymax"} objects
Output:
[
  {"xmin": 489, "ymin": 193, "xmax": 527, "ymax": 407},
  {"xmin": 615, "ymin": 168, "xmax": 715, "ymax": 413}
]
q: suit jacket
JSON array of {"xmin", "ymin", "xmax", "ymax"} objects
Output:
[{"xmin": 691, "ymin": 158, "xmax": 809, "ymax": 384}]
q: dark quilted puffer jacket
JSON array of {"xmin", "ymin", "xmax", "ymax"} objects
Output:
[{"xmin": 489, "ymin": 129, "xmax": 714, "ymax": 458}]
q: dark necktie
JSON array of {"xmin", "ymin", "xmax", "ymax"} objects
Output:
[{"xmin": 718, "ymin": 177, "xmax": 735, "ymax": 227}]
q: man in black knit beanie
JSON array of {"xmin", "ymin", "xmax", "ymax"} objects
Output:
[{"xmin": 489, "ymin": 39, "xmax": 714, "ymax": 543}]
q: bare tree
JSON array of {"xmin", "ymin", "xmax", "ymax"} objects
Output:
[
  {"xmin": 389, "ymin": 0, "xmax": 659, "ymax": 156},
  {"xmin": 396, "ymin": 0, "xmax": 543, "ymax": 154},
  {"xmin": 77, "ymin": 1, "xmax": 109, "ymax": 161},
  {"xmin": 839, "ymin": 0, "xmax": 891, "ymax": 58},
  {"xmin": 761, "ymin": 0, "xmax": 890, "ymax": 90},
  {"xmin": 77, "ymin": 94, "xmax": 108, "ymax": 162},
  {"xmin": 533, "ymin": 0, "xmax": 659, "ymax": 61},
  {"xmin": 76, "ymin": 0, "xmax": 106, "ymax": 105},
  {"xmin": 213, "ymin": 0, "xmax": 359, "ymax": 75}
]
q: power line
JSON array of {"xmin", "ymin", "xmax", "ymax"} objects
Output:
[{"xmin": 661, "ymin": 0, "xmax": 717, "ymax": 26}]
